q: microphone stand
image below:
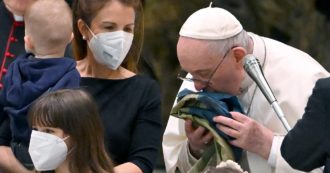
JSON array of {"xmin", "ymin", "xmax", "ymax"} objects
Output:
[
  {"xmin": 243, "ymin": 55, "xmax": 291, "ymax": 132},
  {"xmin": 271, "ymin": 101, "xmax": 291, "ymax": 131}
]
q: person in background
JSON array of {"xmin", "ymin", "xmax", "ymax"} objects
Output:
[
  {"xmin": 0, "ymin": 0, "xmax": 35, "ymax": 89},
  {"xmin": 162, "ymin": 5, "xmax": 329, "ymax": 173},
  {"xmin": 281, "ymin": 77, "xmax": 330, "ymax": 173},
  {"xmin": 28, "ymin": 89, "xmax": 114, "ymax": 173},
  {"xmin": 0, "ymin": 0, "xmax": 73, "ymax": 89},
  {"xmin": 72, "ymin": 0, "xmax": 162, "ymax": 173},
  {"xmin": 0, "ymin": 0, "xmax": 80, "ymax": 172}
]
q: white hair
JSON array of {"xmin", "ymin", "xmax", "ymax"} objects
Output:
[{"xmin": 206, "ymin": 30, "xmax": 249, "ymax": 58}]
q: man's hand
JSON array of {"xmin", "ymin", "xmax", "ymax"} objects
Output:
[
  {"xmin": 213, "ymin": 112, "xmax": 274, "ymax": 159},
  {"xmin": 185, "ymin": 119, "xmax": 213, "ymax": 158}
]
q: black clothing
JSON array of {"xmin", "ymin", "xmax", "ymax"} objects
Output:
[
  {"xmin": 281, "ymin": 77, "xmax": 330, "ymax": 173},
  {"xmin": 10, "ymin": 141, "xmax": 34, "ymax": 170},
  {"xmin": 80, "ymin": 75, "xmax": 162, "ymax": 173},
  {"xmin": 0, "ymin": 1, "xmax": 25, "ymax": 89}
]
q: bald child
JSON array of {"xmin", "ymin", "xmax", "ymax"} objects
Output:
[
  {"xmin": 0, "ymin": 0, "xmax": 80, "ymax": 171},
  {"xmin": 24, "ymin": 0, "xmax": 72, "ymax": 58}
]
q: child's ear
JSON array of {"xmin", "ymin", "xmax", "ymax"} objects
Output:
[
  {"xmin": 70, "ymin": 32, "xmax": 74, "ymax": 42},
  {"xmin": 24, "ymin": 35, "xmax": 34, "ymax": 51}
]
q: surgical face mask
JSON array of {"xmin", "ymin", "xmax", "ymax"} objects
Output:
[
  {"xmin": 28, "ymin": 130, "xmax": 69, "ymax": 171},
  {"xmin": 87, "ymin": 28, "xmax": 134, "ymax": 70}
]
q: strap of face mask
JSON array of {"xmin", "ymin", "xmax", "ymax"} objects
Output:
[
  {"xmin": 62, "ymin": 135, "xmax": 70, "ymax": 141},
  {"xmin": 83, "ymin": 21, "xmax": 97, "ymax": 38}
]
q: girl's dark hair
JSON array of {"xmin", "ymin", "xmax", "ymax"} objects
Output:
[
  {"xmin": 29, "ymin": 89, "xmax": 114, "ymax": 173},
  {"xmin": 72, "ymin": 0, "xmax": 144, "ymax": 73}
]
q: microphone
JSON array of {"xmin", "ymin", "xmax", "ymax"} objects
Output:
[{"xmin": 243, "ymin": 54, "xmax": 291, "ymax": 131}]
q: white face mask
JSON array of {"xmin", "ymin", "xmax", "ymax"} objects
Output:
[
  {"xmin": 28, "ymin": 130, "xmax": 69, "ymax": 171},
  {"xmin": 87, "ymin": 29, "xmax": 134, "ymax": 70}
]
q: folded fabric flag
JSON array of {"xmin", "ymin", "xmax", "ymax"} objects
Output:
[{"xmin": 171, "ymin": 89, "xmax": 245, "ymax": 173}]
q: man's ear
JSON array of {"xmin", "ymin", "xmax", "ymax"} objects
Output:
[
  {"xmin": 24, "ymin": 35, "xmax": 34, "ymax": 51},
  {"xmin": 232, "ymin": 47, "xmax": 247, "ymax": 63}
]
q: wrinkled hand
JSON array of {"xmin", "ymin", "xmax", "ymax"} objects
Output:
[
  {"xmin": 185, "ymin": 119, "xmax": 213, "ymax": 158},
  {"xmin": 213, "ymin": 112, "xmax": 274, "ymax": 159}
]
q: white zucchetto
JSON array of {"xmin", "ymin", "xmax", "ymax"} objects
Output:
[{"xmin": 179, "ymin": 7, "xmax": 243, "ymax": 40}]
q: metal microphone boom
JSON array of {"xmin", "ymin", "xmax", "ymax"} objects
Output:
[{"xmin": 243, "ymin": 54, "xmax": 291, "ymax": 131}]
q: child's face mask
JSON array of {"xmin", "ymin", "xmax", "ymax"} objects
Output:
[{"xmin": 28, "ymin": 130, "xmax": 70, "ymax": 171}]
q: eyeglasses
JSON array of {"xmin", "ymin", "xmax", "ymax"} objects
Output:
[{"xmin": 177, "ymin": 48, "xmax": 231, "ymax": 86}]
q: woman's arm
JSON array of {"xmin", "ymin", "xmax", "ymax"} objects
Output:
[
  {"xmin": 114, "ymin": 162, "xmax": 142, "ymax": 173},
  {"xmin": 128, "ymin": 79, "xmax": 162, "ymax": 173},
  {"xmin": 0, "ymin": 146, "xmax": 33, "ymax": 173}
]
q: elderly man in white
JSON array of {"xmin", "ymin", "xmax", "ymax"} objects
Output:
[{"xmin": 162, "ymin": 5, "xmax": 329, "ymax": 173}]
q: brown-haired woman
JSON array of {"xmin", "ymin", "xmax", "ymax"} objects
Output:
[
  {"xmin": 72, "ymin": 0, "xmax": 162, "ymax": 173},
  {"xmin": 28, "ymin": 89, "xmax": 114, "ymax": 173}
]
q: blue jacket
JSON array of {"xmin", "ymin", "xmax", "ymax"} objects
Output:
[{"xmin": 0, "ymin": 53, "xmax": 80, "ymax": 145}]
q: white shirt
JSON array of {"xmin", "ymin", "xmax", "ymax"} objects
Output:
[{"xmin": 162, "ymin": 33, "xmax": 329, "ymax": 173}]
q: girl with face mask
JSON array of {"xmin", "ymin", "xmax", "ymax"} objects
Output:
[
  {"xmin": 72, "ymin": 0, "xmax": 162, "ymax": 173},
  {"xmin": 28, "ymin": 89, "xmax": 114, "ymax": 173}
]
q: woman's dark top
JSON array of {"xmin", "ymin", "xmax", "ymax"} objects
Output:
[{"xmin": 80, "ymin": 75, "xmax": 162, "ymax": 173}]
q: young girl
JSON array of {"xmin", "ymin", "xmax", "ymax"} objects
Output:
[{"xmin": 28, "ymin": 89, "xmax": 114, "ymax": 173}]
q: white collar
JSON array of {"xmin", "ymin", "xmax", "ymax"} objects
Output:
[{"xmin": 13, "ymin": 14, "xmax": 24, "ymax": 22}]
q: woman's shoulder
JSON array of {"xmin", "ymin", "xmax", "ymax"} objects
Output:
[
  {"xmin": 132, "ymin": 74, "xmax": 160, "ymax": 91},
  {"xmin": 134, "ymin": 74, "xmax": 158, "ymax": 83},
  {"xmin": 80, "ymin": 74, "xmax": 160, "ymax": 91}
]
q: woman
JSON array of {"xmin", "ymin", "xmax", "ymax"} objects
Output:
[
  {"xmin": 71, "ymin": 0, "xmax": 162, "ymax": 173},
  {"xmin": 28, "ymin": 89, "xmax": 114, "ymax": 173}
]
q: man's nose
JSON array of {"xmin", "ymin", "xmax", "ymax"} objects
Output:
[{"xmin": 194, "ymin": 81, "xmax": 207, "ymax": 91}]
